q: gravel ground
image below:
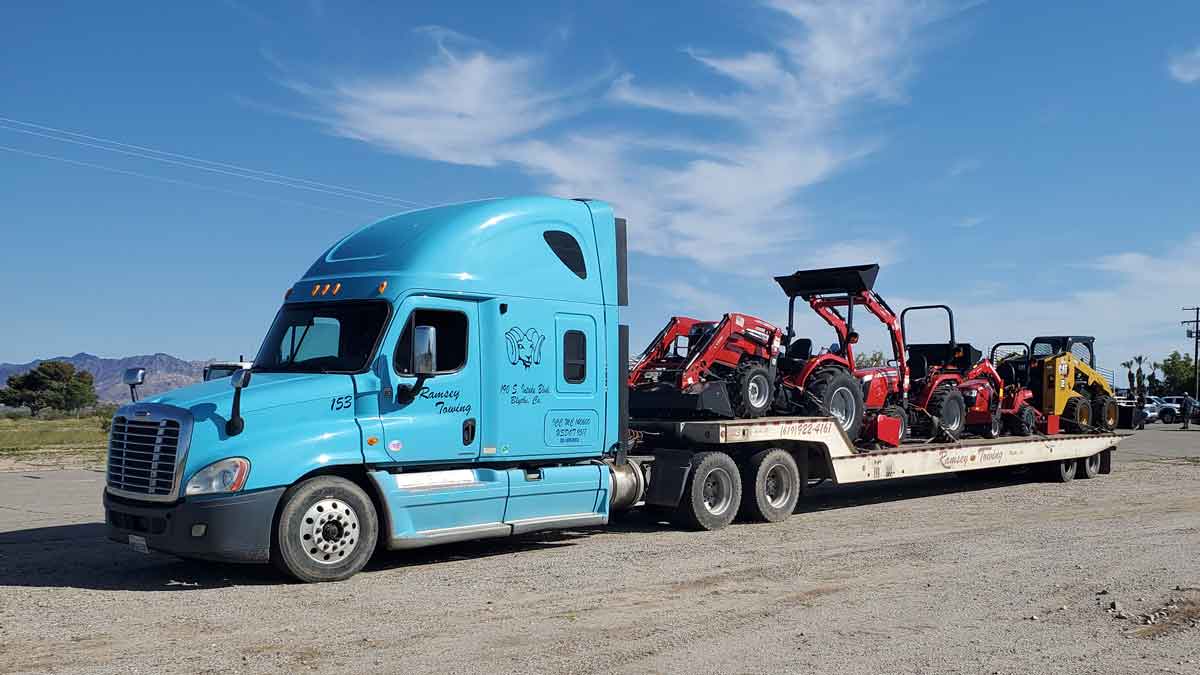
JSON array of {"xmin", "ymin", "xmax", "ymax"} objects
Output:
[{"xmin": 1, "ymin": 428, "xmax": 1198, "ymax": 674}]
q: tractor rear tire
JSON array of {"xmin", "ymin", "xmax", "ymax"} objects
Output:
[
  {"xmin": 739, "ymin": 449, "xmax": 800, "ymax": 523},
  {"xmin": 1091, "ymin": 395, "xmax": 1118, "ymax": 431},
  {"xmin": 1062, "ymin": 396, "xmax": 1092, "ymax": 434},
  {"xmin": 926, "ymin": 386, "xmax": 967, "ymax": 441},
  {"xmin": 805, "ymin": 368, "xmax": 864, "ymax": 440},
  {"xmin": 728, "ymin": 362, "xmax": 772, "ymax": 418},
  {"xmin": 1007, "ymin": 405, "xmax": 1037, "ymax": 436}
]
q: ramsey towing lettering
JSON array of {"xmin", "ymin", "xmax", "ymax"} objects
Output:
[{"xmin": 418, "ymin": 388, "xmax": 472, "ymax": 415}]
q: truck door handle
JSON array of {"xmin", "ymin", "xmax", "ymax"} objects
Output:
[{"xmin": 462, "ymin": 418, "xmax": 476, "ymax": 446}]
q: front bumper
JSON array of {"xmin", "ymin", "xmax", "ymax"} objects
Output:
[{"xmin": 104, "ymin": 487, "xmax": 286, "ymax": 563}]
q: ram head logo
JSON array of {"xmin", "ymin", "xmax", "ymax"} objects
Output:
[{"xmin": 505, "ymin": 327, "xmax": 545, "ymax": 368}]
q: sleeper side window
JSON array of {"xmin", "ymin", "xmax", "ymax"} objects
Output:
[
  {"xmin": 543, "ymin": 231, "xmax": 587, "ymax": 279},
  {"xmin": 394, "ymin": 309, "xmax": 469, "ymax": 375},
  {"xmin": 563, "ymin": 330, "xmax": 587, "ymax": 384}
]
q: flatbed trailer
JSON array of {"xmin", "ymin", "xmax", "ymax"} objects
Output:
[{"xmin": 624, "ymin": 415, "xmax": 1121, "ymax": 529}]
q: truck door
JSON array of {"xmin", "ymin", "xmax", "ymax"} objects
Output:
[{"xmin": 379, "ymin": 297, "xmax": 480, "ymax": 464}]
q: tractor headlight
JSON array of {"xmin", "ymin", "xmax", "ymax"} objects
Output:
[{"xmin": 185, "ymin": 458, "xmax": 250, "ymax": 496}]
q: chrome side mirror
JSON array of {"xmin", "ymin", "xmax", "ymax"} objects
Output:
[
  {"xmin": 227, "ymin": 369, "xmax": 252, "ymax": 436},
  {"xmin": 413, "ymin": 325, "xmax": 438, "ymax": 376},
  {"xmin": 124, "ymin": 368, "xmax": 146, "ymax": 402},
  {"xmin": 231, "ymin": 368, "xmax": 253, "ymax": 390}
]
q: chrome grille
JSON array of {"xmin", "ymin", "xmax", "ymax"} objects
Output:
[{"xmin": 107, "ymin": 416, "xmax": 181, "ymax": 497}]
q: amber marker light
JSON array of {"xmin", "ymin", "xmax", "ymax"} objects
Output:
[
  {"xmin": 366, "ymin": 436, "xmax": 379, "ymax": 446},
  {"xmin": 332, "ymin": 282, "xmax": 342, "ymax": 296},
  {"xmin": 378, "ymin": 281, "xmax": 388, "ymax": 293},
  {"xmin": 311, "ymin": 283, "xmax": 320, "ymax": 296},
  {"xmin": 321, "ymin": 283, "xmax": 332, "ymax": 295}
]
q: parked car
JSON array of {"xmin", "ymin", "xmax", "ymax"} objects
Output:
[
  {"xmin": 1117, "ymin": 396, "xmax": 1158, "ymax": 423},
  {"xmin": 1161, "ymin": 396, "xmax": 1199, "ymax": 421},
  {"xmin": 1148, "ymin": 396, "xmax": 1178, "ymax": 424}
]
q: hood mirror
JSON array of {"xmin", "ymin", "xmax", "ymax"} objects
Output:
[
  {"xmin": 226, "ymin": 369, "xmax": 252, "ymax": 436},
  {"xmin": 124, "ymin": 368, "xmax": 146, "ymax": 402},
  {"xmin": 231, "ymin": 368, "xmax": 253, "ymax": 390}
]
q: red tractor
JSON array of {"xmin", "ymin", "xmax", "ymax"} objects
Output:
[
  {"xmin": 989, "ymin": 342, "xmax": 1042, "ymax": 436},
  {"xmin": 628, "ymin": 313, "xmax": 784, "ymax": 418}
]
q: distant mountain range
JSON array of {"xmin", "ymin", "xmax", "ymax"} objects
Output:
[{"xmin": 0, "ymin": 353, "xmax": 215, "ymax": 404}]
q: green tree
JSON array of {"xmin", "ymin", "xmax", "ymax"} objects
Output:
[
  {"xmin": 0, "ymin": 361, "xmax": 98, "ymax": 416},
  {"xmin": 854, "ymin": 350, "xmax": 887, "ymax": 367},
  {"xmin": 1160, "ymin": 351, "xmax": 1197, "ymax": 396}
]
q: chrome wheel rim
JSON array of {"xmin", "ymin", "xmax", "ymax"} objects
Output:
[
  {"xmin": 829, "ymin": 387, "xmax": 857, "ymax": 429},
  {"xmin": 1085, "ymin": 454, "xmax": 1100, "ymax": 474},
  {"xmin": 702, "ymin": 467, "xmax": 734, "ymax": 515},
  {"xmin": 747, "ymin": 374, "xmax": 769, "ymax": 409},
  {"xmin": 763, "ymin": 464, "xmax": 792, "ymax": 509},
  {"xmin": 299, "ymin": 498, "xmax": 360, "ymax": 565}
]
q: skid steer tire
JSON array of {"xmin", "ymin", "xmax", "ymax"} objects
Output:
[
  {"xmin": 804, "ymin": 368, "xmax": 864, "ymax": 440},
  {"xmin": 926, "ymin": 386, "xmax": 967, "ymax": 441},
  {"xmin": 739, "ymin": 449, "xmax": 800, "ymax": 523},
  {"xmin": 1091, "ymin": 395, "xmax": 1118, "ymax": 432},
  {"xmin": 672, "ymin": 452, "xmax": 742, "ymax": 531},
  {"xmin": 728, "ymin": 362, "xmax": 773, "ymax": 418},
  {"xmin": 1062, "ymin": 396, "xmax": 1091, "ymax": 434}
]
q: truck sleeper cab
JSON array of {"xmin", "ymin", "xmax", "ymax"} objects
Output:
[{"xmin": 104, "ymin": 197, "xmax": 631, "ymax": 582}]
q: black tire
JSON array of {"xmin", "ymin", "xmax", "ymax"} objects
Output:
[
  {"xmin": 272, "ymin": 476, "xmax": 379, "ymax": 583},
  {"xmin": 1062, "ymin": 396, "xmax": 1091, "ymax": 434},
  {"xmin": 926, "ymin": 386, "xmax": 967, "ymax": 441},
  {"xmin": 728, "ymin": 361, "xmax": 772, "ymax": 418},
  {"xmin": 1158, "ymin": 408, "xmax": 1176, "ymax": 425},
  {"xmin": 804, "ymin": 368, "xmax": 865, "ymax": 440},
  {"xmin": 1091, "ymin": 395, "xmax": 1118, "ymax": 431},
  {"xmin": 1044, "ymin": 458, "xmax": 1077, "ymax": 483},
  {"xmin": 673, "ymin": 452, "xmax": 742, "ymax": 531},
  {"xmin": 1078, "ymin": 453, "xmax": 1101, "ymax": 479},
  {"xmin": 880, "ymin": 404, "xmax": 909, "ymax": 443},
  {"xmin": 975, "ymin": 407, "xmax": 1003, "ymax": 439},
  {"xmin": 1007, "ymin": 405, "xmax": 1037, "ymax": 437},
  {"xmin": 740, "ymin": 449, "xmax": 800, "ymax": 523}
]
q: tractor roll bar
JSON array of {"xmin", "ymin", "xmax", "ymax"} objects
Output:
[
  {"xmin": 900, "ymin": 305, "xmax": 956, "ymax": 348},
  {"xmin": 990, "ymin": 342, "xmax": 1030, "ymax": 364}
]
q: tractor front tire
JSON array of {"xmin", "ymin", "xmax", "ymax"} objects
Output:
[
  {"xmin": 728, "ymin": 362, "xmax": 773, "ymax": 418},
  {"xmin": 1062, "ymin": 396, "xmax": 1092, "ymax": 434},
  {"xmin": 1007, "ymin": 405, "xmax": 1037, "ymax": 436},
  {"xmin": 927, "ymin": 386, "xmax": 967, "ymax": 441},
  {"xmin": 1091, "ymin": 395, "xmax": 1118, "ymax": 431},
  {"xmin": 805, "ymin": 368, "xmax": 865, "ymax": 440}
]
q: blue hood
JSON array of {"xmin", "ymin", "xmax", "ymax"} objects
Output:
[{"xmin": 148, "ymin": 372, "xmax": 349, "ymax": 416}]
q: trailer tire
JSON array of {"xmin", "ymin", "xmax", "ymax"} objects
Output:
[
  {"xmin": 673, "ymin": 452, "xmax": 742, "ymax": 531},
  {"xmin": 1078, "ymin": 453, "xmax": 1101, "ymax": 479},
  {"xmin": 926, "ymin": 386, "xmax": 966, "ymax": 441},
  {"xmin": 805, "ymin": 368, "xmax": 864, "ymax": 440},
  {"xmin": 1091, "ymin": 395, "xmax": 1118, "ymax": 431},
  {"xmin": 728, "ymin": 362, "xmax": 772, "ymax": 418},
  {"xmin": 1007, "ymin": 405, "xmax": 1036, "ymax": 437},
  {"xmin": 1044, "ymin": 458, "xmax": 1077, "ymax": 483},
  {"xmin": 271, "ymin": 476, "xmax": 378, "ymax": 583},
  {"xmin": 740, "ymin": 449, "xmax": 800, "ymax": 523}
]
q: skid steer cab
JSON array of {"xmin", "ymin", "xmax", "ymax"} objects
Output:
[
  {"xmin": 103, "ymin": 197, "xmax": 632, "ymax": 582},
  {"xmin": 628, "ymin": 313, "xmax": 784, "ymax": 419}
]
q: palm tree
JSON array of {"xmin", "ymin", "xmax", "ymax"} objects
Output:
[
  {"xmin": 1121, "ymin": 360, "xmax": 1134, "ymax": 392},
  {"xmin": 1149, "ymin": 361, "xmax": 1163, "ymax": 395},
  {"xmin": 1134, "ymin": 355, "xmax": 1147, "ymax": 399}
]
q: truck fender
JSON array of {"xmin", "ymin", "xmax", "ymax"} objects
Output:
[{"xmin": 644, "ymin": 449, "xmax": 693, "ymax": 507}]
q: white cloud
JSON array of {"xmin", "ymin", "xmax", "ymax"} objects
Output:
[
  {"xmin": 946, "ymin": 157, "xmax": 982, "ymax": 178},
  {"xmin": 955, "ymin": 215, "xmax": 986, "ymax": 228},
  {"xmin": 1168, "ymin": 45, "xmax": 1200, "ymax": 84},
  {"xmin": 284, "ymin": 1, "xmax": 953, "ymax": 267}
]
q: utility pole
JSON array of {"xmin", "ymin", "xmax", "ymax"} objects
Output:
[{"xmin": 1184, "ymin": 307, "xmax": 1200, "ymax": 398}]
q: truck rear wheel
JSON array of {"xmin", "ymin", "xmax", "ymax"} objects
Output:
[
  {"xmin": 673, "ymin": 451, "xmax": 742, "ymax": 531},
  {"xmin": 272, "ymin": 476, "xmax": 378, "ymax": 583},
  {"xmin": 740, "ymin": 449, "xmax": 800, "ymax": 523}
]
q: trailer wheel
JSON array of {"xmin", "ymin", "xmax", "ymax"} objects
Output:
[
  {"xmin": 1062, "ymin": 396, "xmax": 1091, "ymax": 433},
  {"xmin": 740, "ymin": 449, "xmax": 800, "ymax": 523},
  {"xmin": 272, "ymin": 476, "xmax": 378, "ymax": 583},
  {"xmin": 1007, "ymin": 405, "xmax": 1036, "ymax": 437},
  {"xmin": 805, "ymin": 368, "xmax": 864, "ymax": 440},
  {"xmin": 927, "ymin": 386, "xmax": 966, "ymax": 441},
  {"xmin": 1078, "ymin": 453, "xmax": 1101, "ymax": 479},
  {"xmin": 674, "ymin": 452, "xmax": 742, "ymax": 531},
  {"xmin": 1091, "ymin": 396, "xmax": 1118, "ymax": 431},
  {"xmin": 1045, "ymin": 458, "xmax": 1077, "ymax": 483},
  {"xmin": 729, "ymin": 362, "xmax": 772, "ymax": 418}
]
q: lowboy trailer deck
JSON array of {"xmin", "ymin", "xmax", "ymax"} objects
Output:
[{"xmin": 627, "ymin": 416, "xmax": 1121, "ymax": 529}]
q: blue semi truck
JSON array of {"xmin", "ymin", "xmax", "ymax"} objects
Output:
[{"xmin": 104, "ymin": 196, "xmax": 1122, "ymax": 582}]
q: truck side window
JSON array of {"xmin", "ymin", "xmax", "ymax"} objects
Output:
[
  {"xmin": 563, "ymin": 330, "xmax": 586, "ymax": 383},
  {"xmin": 395, "ymin": 309, "xmax": 468, "ymax": 375},
  {"xmin": 543, "ymin": 231, "xmax": 587, "ymax": 280}
]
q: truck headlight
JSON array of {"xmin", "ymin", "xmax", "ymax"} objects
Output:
[{"xmin": 185, "ymin": 458, "xmax": 250, "ymax": 496}]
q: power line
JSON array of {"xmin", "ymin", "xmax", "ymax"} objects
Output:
[
  {"xmin": 0, "ymin": 144, "xmax": 376, "ymax": 218},
  {"xmin": 0, "ymin": 115, "xmax": 427, "ymax": 208}
]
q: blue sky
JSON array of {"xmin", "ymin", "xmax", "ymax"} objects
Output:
[{"xmin": 2, "ymin": 1, "xmax": 1198, "ymax": 372}]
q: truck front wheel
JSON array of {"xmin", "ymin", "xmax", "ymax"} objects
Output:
[
  {"xmin": 272, "ymin": 476, "xmax": 379, "ymax": 583},
  {"xmin": 673, "ymin": 451, "xmax": 742, "ymax": 531}
]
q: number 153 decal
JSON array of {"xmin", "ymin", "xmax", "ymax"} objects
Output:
[{"xmin": 330, "ymin": 395, "xmax": 353, "ymax": 411}]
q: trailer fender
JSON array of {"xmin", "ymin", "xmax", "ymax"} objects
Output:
[{"xmin": 645, "ymin": 449, "xmax": 693, "ymax": 507}]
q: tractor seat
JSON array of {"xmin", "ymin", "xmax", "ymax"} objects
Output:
[{"xmin": 778, "ymin": 338, "xmax": 812, "ymax": 373}]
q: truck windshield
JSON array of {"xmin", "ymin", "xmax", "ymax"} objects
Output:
[{"xmin": 254, "ymin": 301, "xmax": 389, "ymax": 374}]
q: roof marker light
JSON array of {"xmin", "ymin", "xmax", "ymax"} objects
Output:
[
  {"xmin": 321, "ymin": 283, "xmax": 331, "ymax": 295},
  {"xmin": 311, "ymin": 284, "xmax": 320, "ymax": 296},
  {"xmin": 332, "ymin": 282, "xmax": 342, "ymax": 296},
  {"xmin": 378, "ymin": 281, "xmax": 388, "ymax": 294}
]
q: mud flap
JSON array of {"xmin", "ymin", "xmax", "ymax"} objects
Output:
[
  {"xmin": 1099, "ymin": 448, "xmax": 1113, "ymax": 474},
  {"xmin": 644, "ymin": 449, "xmax": 693, "ymax": 507}
]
